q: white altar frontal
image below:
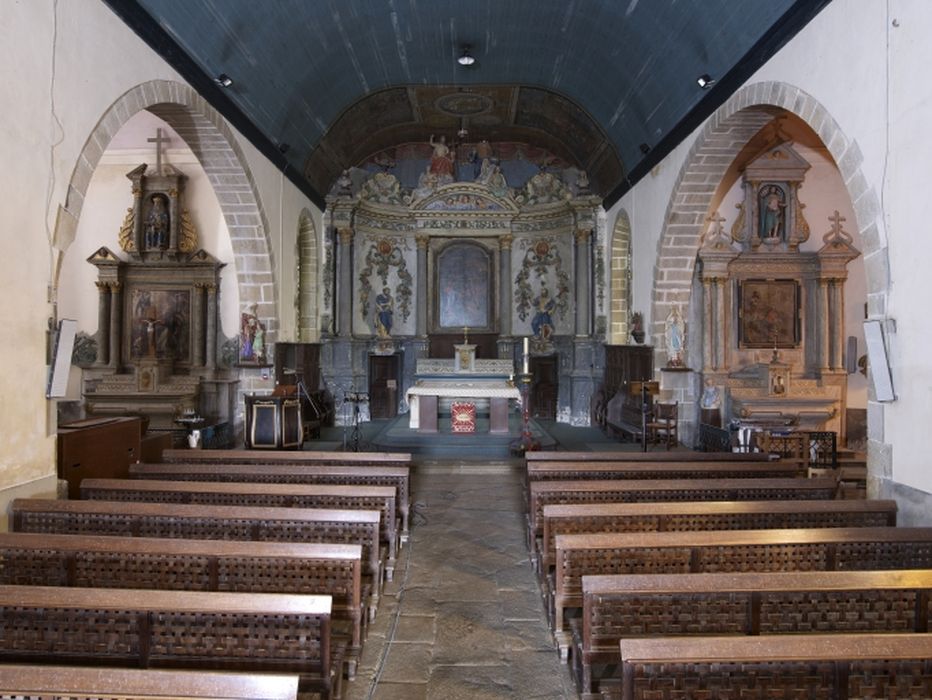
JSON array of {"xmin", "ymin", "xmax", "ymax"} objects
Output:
[{"xmin": 406, "ymin": 358, "xmax": 520, "ymax": 431}]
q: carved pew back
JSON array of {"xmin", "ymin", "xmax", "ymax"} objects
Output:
[
  {"xmin": 0, "ymin": 666, "xmax": 300, "ymax": 700},
  {"xmin": 130, "ymin": 461, "xmax": 412, "ymax": 538},
  {"xmin": 0, "ymin": 531, "xmax": 365, "ymax": 675},
  {"xmin": 576, "ymin": 569, "xmax": 932, "ymax": 697},
  {"xmin": 616, "ymin": 633, "xmax": 932, "ymax": 700},
  {"xmin": 11, "ymin": 498, "xmax": 383, "ymax": 611},
  {"xmin": 539, "ymin": 498, "xmax": 898, "ymax": 572},
  {"xmin": 528, "ymin": 477, "xmax": 839, "ymax": 545},
  {"xmin": 553, "ymin": 526, "xmax": 932, "ymax": 638},
  {"xmin": 80, "ymin": 478, "xmax": 399, "ymax": 581},
  {"xmin": 526, "ymin": 451, "xmax": 776, "ymax": 464},
  {"xmin": 527, "ymin": 460, "xmax": 800, "ymax": 481},
  {"xmin": 162, "ymin": 448, "xmax": 412, "ymax": 466},
  {"xmin": 0, "ymin": 585, "xmax": 339, "ymax": 698}
]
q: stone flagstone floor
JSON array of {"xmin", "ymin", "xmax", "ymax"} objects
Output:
[{"xmin": 344, "ymin": 465, "xmax": 576, "ymax": 700}]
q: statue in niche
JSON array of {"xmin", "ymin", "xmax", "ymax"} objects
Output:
[
  {"xmin": 374, "ymin": 287, "xmax": 394, "ymax": 338},
  {"xmin": 428, "ymin": 134, "xmax": 455, "ymax": 183},
  {"xmin": 758, "ymin": 184, "xmax": 787, "ymax": 241},
  {"xmin": 531, "ymin": 286, "xmax": 556, "ymax": 341},
  {"xmin": 664, "ymin": 306, "xmax": 686, "ymax": 367},
  {"xmin": 144, "ymin": 194, "xmax": 170, "ymax": 250},
  {"xmin": 239, "ymin": 302, "xmax": 267, "ymax": 365}
]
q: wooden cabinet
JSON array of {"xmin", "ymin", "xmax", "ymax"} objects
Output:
[
  {"xmin": 57, "ymin": 417, "xmax": 142, "ymax": 498},
  {"xmin": 603, "ymin": 345, "xmax": 653, "ymax": 397}
]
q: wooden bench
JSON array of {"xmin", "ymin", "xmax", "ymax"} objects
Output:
[
  {"xmin": 538, "ymin": 498, "xmax": 898, "ymax": 573},
  {"xmin": 0, "ymin": 665, "xmax": 300, "ymax": 699},
  {"xmin": 0, "ymin": 531, "xmax": 365, "ymax": 677},
  {"xmin": 0, "ymin": 585, "xmax": 341, "ymax": 699},
  {"xmin": 527, "ymin": 476, "xmax": 839, "ymax": 548},
  {"xmin": 527, "ymin": 460, "xmax": 801, "ymax": 481},
  {"xmin": 615, "ymin": 633, "xmax": 932, "ymax": 700},
  {"xmin": 80, "ymin": 478, "xmax": 399, "ymax": 581},
  {"xmin": 130, "ymin": 461, "xmax": 412, "ymax": 539},
  {"xmin": 11, "ymin": 498, "xmax": 383, "ymax": 615},
  {"xmin": 575, "ymin": 568, "xmax": 932, "ymax": 698},
  {"xmin": 162, "ymin": 448, "xmax": 412, "ymax": 467},
  {"xmin": 552, "ymin": 526, "xmax": 932, "ymax": 651},
  {"xmin": 526, "ymin": 450, "xmax": 777, "ymax": 463}
]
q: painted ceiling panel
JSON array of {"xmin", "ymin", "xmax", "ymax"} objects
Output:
[{"xmin": 119, "ymin": 0, "xmax": 824, "ymax": 202}]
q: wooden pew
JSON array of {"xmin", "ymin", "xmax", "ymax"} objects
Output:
[
  {"xmin": 80, "ymin": 478, "xmax": 399, "ymax": 581},
  {"xmin": 0, "ymin": 531, "xmax": 365, "ymax": 677},
  {"xmin": 575, "ymin": 569, "xmax": 932, "ymax": 698},
  {"xmin": 11, "ymin": 498, "xmax": 383, "ymax": 614},
  {"xmin": 539, "ymin": 498, "xmax": 898, "ymax": 573},
  {"xmin": 615, "ymin": 634, "xmax": 932, "ymax": 700},
  {"xmin": 527, "ymin": 460, "xmax": 800, "ymax": 481},
  {"xmin": 0, "ymin": 666, "xmax": 300, "ymax": 700},
  {"xmin": 130, "ymin": 461, "xmax": 412, "ymax": 539},
  {"xmin": 0, "ymin": 585, "xmax": 341, "ymax": 699},
  {"xmin": 162, "ymin": 448, "xmax": 411, "ymax": 467},
  {"xmin": 552, "ymin": 526, "xmax": 932, "ymax": 652},
  {"xmin": 526, "ymin": 450, "xmax": 776, "ymax": 463},
  {"xmin": 527, "ymin": 476, "xmax": 839, "ymax": 547}
]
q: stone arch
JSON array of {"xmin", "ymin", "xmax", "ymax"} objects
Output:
[
  {"xmin": 60, "ymin": 79, "xmax": 277, "ymax": 338},
  {"xmin": 296, "ymin": 208, "xmax": 318, "ymax": 341},
  {"xmin": 609, "ymin": 209, "xmax": 633, "ymax": 343},
  {"xmin": 651, "ymin": 80, "xmax": 890, "ymax": 490}
]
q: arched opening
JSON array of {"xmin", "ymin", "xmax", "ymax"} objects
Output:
[
  {"xmin": 609, "ymin": 210, "xmax": 633, "ymax": 344},
  {"xmin": 651, "ymin": 81, "xmax": 888, "ymax": 490},
  {"xmin": 296, "ymin": 209, "xmax": 318, "ymax": 342}
]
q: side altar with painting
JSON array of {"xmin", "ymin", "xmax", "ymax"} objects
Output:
[
  {"xmin": 81, "ymin": 133, "xmax": 237, "ymax": 441},
  {"xmin": 697, "ymin": 141, "xmax": 859, "ymax": 441}
]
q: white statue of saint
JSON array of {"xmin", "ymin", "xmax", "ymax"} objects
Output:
[{"xmin": 664, "ymin": 306, "xmax": 685, "ymax": 367}]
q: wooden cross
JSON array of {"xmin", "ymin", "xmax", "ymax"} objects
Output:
[{"xmin": 147, "ymin": 128, "xmax": 168, "ymax": 175}]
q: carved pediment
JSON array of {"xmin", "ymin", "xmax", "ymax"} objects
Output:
[
  {"xmin": 186, "ymin": 249, "xmax": 222, "ymax": 265},
  {"xmin": 87, "ymin": 247, "xmax": 121, "ymax": 264},
  {"xmin": 412, "ymin": 183, "xmax": 518, "ymax": 215},
  {"xmin": 744, "ymin": 141, "xmax": 811, "ymax": 182}
]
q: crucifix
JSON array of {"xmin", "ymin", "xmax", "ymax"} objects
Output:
[{"xmin": 147, "ymin": 128, "xmax": 168, "ymax": 175}]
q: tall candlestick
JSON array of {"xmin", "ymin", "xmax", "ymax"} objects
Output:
[{"xmin": 523, "ymin": 337, "xmax": 529, "ymax": 355}]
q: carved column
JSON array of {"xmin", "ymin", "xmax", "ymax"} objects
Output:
[
  {"xmin": 131, "ymin": 184, "xmax": 144, "ymax": 253},
  {"xmin": 167, "ymin": 187, "xmax": 180, "ymax": 253},
  {"xmin": 192, "ymin": 283, "xmax": 206, "ymax": 367},
  {"xmin": 714, "ymin": 278, "xmax": 726, "ymax": 370},
  {"xmin": 95, "ymin": 281, "xmax": 110, "ymax": 366},
  {"xmin": 819, "ymin": 279, "xmax": 831, "ymax": 371},
  {"xmin": 108, "ymin": 282, "xmax": 122, "ymax": 370},
  {"xmin": 337, "ymin": 227, "xmax": 354, "ymax": 338},
  {"xmin": 499, "ymin": 234, "xmax": 513, "ymax": 336},
  {"xmin": 831, "ymin": 279, "xmax": 845, "ymax": 369},
  {"xmin": 702, "ymin": 279, "xmax": 713, "ymax": 372},
  {"xmin": 415, "ymin": 234, "xmax": 429, "ymax": 337},
  {"xmin": 205, "ymin": 283, "xmax": 218, "ymax": 370},
  {"xmin": 574, "ymin": 228, "xmax": 591, "ymax": 337}
]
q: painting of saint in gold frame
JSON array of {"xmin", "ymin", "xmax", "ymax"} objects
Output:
[{"xmin": 738, "ymin": 279, "xmax": 800, "ymax": 349}]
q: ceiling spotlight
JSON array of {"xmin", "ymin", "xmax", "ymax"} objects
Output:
[
  {"xmin": 696, "ymin": 74, "xmax": 715, "ymax": 89},
  {"xmin": 214, "ymin": 73, "xmax": 233, "ymax": 88},
  {"xmin": 457, "ymin": 46, "xmax": 476, "ymax": 67},
  {"xmin": 639, "ymin": 143, "xmax": 651, "ymax": 155}
]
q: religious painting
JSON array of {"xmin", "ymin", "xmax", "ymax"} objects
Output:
[
  {"xmin": 129, "ymin": 288, "xmax": 191, "ymax": 361},
  {"xmin": 738, "ymin": 279, "xmax": 800, "ymax": 349},
  {"xmin": 436, "ymin": 243, "xmax": 491, "ymax": 330},
  {"xmin": 238, "ymin": 302, "xmax": 269, "ymax": 366}
]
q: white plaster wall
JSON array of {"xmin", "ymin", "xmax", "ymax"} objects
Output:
[
  {"xmin": 609, "ymin": 0, "xmax": 930, "ymax": 493},
  {"xmin": 0, "ymin": 0, "xmax": 318, "ymax": 503}
]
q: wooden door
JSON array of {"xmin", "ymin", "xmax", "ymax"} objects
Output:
[
  {"xmin": 368, "ymin": 355, "xmax": 399, "ymax": 420},
  {"xmin": 530, "ymin": 356, "xmax": 558, "ymax": 420}
]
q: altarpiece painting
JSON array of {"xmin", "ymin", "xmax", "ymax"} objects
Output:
[
  {"xmin": 738, "ymin": 279, "xmax": 800, "ymax": 349},
  {"xmin": 436, "ymin": 243, "xmax": 492, "ymax": 330}
]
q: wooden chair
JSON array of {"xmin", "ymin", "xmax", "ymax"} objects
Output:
[{"xmin": 646, "ymin": 402, "xmax": 677, "ymax": 448}]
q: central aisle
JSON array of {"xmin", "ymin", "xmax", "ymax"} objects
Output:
[{"xmin": 346, "ymin": 464, "xmax": 575, "ymax": 700}]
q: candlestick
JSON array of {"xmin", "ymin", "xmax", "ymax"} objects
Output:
[{"xmin": 523, "ymin": 337, "xmax": 529, "ymax": 355}]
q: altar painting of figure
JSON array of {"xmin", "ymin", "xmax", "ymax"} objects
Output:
[
  {"xmin": 739, "ymin": 279, "xmax": 799, "ymax": 348},
  {"xmin": 437, "ymin": 243, "xmax": 490, "ymax": 329},
  {"xmin": 130, "ymin": 288, "xmax": 190, "ymax": 361},
  {"xmin": 531, "ymin": 287, "xmax": 556, "ymax": 341}
]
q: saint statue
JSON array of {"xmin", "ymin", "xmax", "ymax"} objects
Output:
[
  {"xmin": 758, "ymin": 185, "xmax": 787, "ymax": 240},
  {"xmin": 428, "ymin": 134, "xmax": 455, "ymax": 183},
  {"xmin": 144, "ymin": 194, "xmax": 169, "ymax": 250},
  {"xmin": 531, "ymin": 287, "xmax": 556, "ymax": 341},
  {"xmin": 374, "ymin": 287, "xmax": 394, "ymax": 338},
  {"xmin": 239, "ymin": 302, "xmax": 267, "ymax": 364},
  {"xmin": 664, "ymin": 306, "xmax": 685, "ymax": 367}
]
